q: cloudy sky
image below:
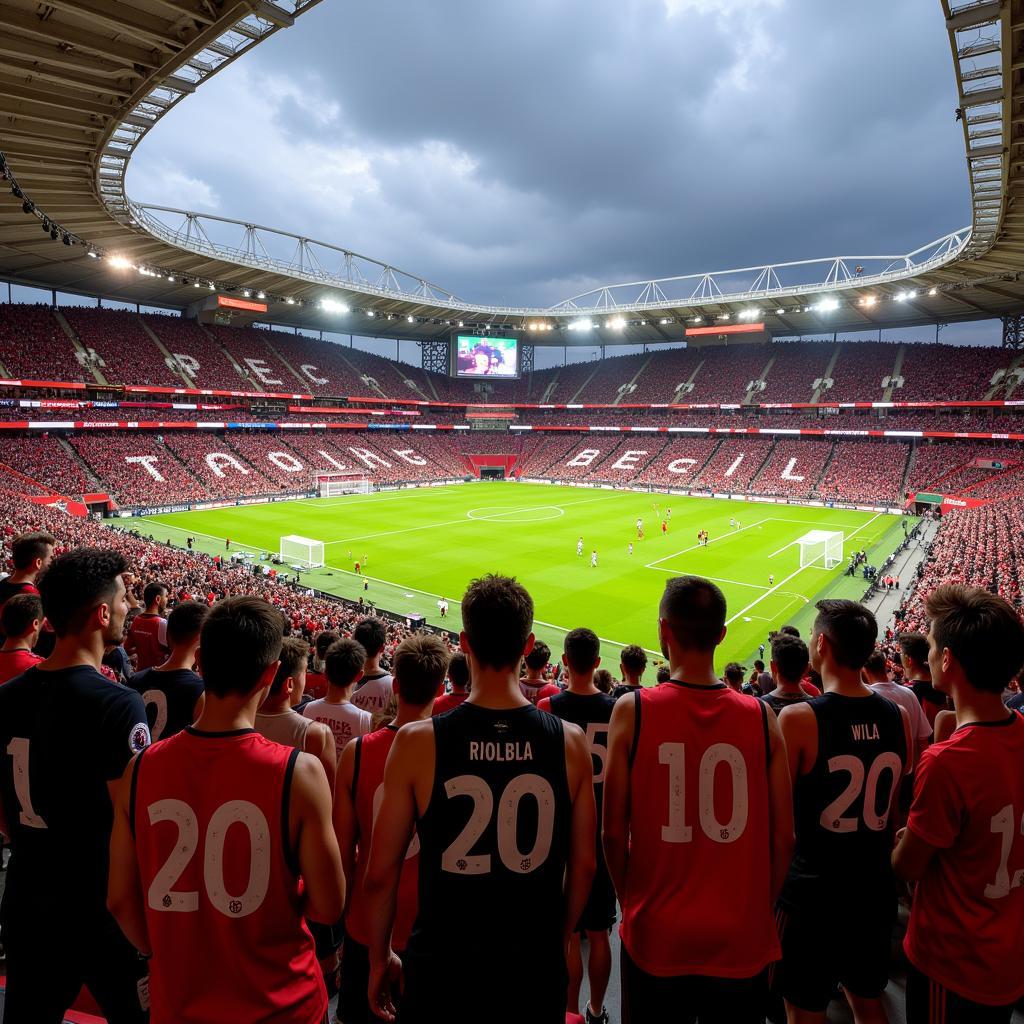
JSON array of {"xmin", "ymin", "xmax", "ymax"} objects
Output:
[{"xmin": 123, "ymin": 0, "xmax": 992, "ymax": 352}]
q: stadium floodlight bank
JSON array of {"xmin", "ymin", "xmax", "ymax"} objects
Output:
[
  {"xmin": 798, "ymin": 530, "xmax": 844, "ymax": 570},
  {"xmin": 316, "ymin": 471, "xmax": 373, "ymax": 497},
  {"xmin": 280, "ymin": 535, "xmax": 325, "ymax": 569}
]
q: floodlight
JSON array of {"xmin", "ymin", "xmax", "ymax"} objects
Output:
[
  {"xmin": 608, "ymin": 317, "xmax": 626, "ymax": 330},
  {"xmin": 928, "ymin": 287, "xmax": 938, "ymax": 296},
  {"xmin": 257, "ymin": 291, "xmax": 265, "ymax": 299},
  {"xmin": 861, "ymin": 296, "xmax": 877, "ymax": 307},
  {"xmin": 286, "ymin": 297, "xmax": 295, "ymax": 305},
  {"xmin": 109, "ymin": 255, "xmax": 132, "ymax": 269},
  {"xmin": 816, "ymin": 298, "xmax": 840, "ymax": 313}
]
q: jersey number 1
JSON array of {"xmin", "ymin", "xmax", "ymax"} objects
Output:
[{"xmin": 6, "ymin": 738, "xmax": 46, "ymax": 829}]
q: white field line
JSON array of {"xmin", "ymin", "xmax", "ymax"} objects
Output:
[
  {"xmin": 725, "ymin": 563, "xmax": 829, "ymax": 627},
  {"xmin": 644, "ymin": 518, "xmax": 771, "ymax": 568},
  {"xmin": 769, "ymin": 511, "xmax": 886, "ymax": 559},
  {"xmin": 323, "ymin": 492, "xmax": 621, "ymax": 546},
  {"xmin": 141, "ymin": 521, "xmax": 265, "ymax": 555},
  {"xmin": 291, "ymin": 488, "xmax": 464, "ymax": 508},
  {"xmin": 320, "ymin": 562, "xmax": 662, "ymax": 657},
  {"xmin": 643, "ymin": 568, "xmax": 771, "ymax": 591}
]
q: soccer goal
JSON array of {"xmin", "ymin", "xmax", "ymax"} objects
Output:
[
  {"xmin": 797, "ymin": 530, "xmax": 844, "ymax": 570},
  {"xmin": 316, "ymin": 471, "xmax": 372, "ymax": 497},
  {"xmin": 280, "ymin": 535, "xmax": 325, "ymax": 569}
]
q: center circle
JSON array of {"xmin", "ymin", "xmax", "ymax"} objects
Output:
[{"xmin": 466, "ymin": 505, "xmax": 565, "ymax": 523}]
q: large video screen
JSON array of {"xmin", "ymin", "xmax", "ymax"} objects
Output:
[{"xmin": 455, "ymin": 335, "xmax": 519, "ymax": 378}]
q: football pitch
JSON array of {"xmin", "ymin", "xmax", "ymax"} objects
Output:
[{"xmin": 132, "ymin": 483, "xmax": 911, "ymax": 671}]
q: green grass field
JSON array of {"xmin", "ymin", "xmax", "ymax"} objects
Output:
[{"xmin": 130, "ymin": 483, "xmax": 911, "ymax": 672}]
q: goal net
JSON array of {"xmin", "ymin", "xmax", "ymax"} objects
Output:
[
  {"xmin": 316, "ymin": 471, "xmax": 372, "ymax": 497},
  {"xmin": 280, "ymin": 534, "xmax": 325, "ymax": 569},
  {"xmin": 797, "ymin": 530, "xmax": 844, "ymax": 570}
]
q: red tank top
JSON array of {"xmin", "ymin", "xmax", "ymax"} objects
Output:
[
  {"xmin": 344, "ymin": 727, "xmax": 419, "ymax": 950},
  {"xmin": 132, "ymin": 728, "xmax": 326, "ymax": 1024},
  {"xmin": 128, "ymin": 613, "xmax": 167, "ymax": 671},
  {"xmin": 620, "ymin": 681, "xmax": 780, "ymax": 978}
]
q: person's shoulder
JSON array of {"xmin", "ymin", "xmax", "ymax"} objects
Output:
[{"xmin": 126, "ymin": 668, "xmax": 151, "ymax": 692}]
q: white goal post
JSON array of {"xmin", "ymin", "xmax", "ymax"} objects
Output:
[
  {"xmin": 798, "ymin": 530, "xmax": 844, "ymax": 570},
  {"xmin": 280, "ymin": 534, "xmax": 325, "ymax": 569},
  {"xmin": 316, "ymin": 471, "xmax": 373, "ymax": 497}
]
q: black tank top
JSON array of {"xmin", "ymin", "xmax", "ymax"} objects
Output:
[
  {"xmin": 781, "ymin": 692, "xmax": 906, "ymax": 909},
  {"xmin": 405, "ymin": 702, "xmax": 571, "ymax": 1000},
  {"xmin": 547, "ymin": 691, "xmax": 615, "ymax": 830}
]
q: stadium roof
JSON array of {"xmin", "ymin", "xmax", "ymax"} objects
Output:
[{"xmin": 1, "ymin": 0, "xmax": 1023, "ymax": 345}]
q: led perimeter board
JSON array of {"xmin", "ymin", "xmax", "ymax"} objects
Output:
[{"xmin": 453, "ymin": 334, "xmax": 520, "ymax": 378}]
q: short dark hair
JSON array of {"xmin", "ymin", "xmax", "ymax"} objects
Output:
[
  {"xmin": 447, "ymin": 650, "xmax": 470, "ymax": 691},
  {"xmin": 898, "ymin": 632, "xmax": 930, "ymax": 667},
  {"xmin": 771, "ymin": 634, "xmax": 809, "ymax": 683},
  {"xmin": 393, "ymin": 634, "xmax": 449, "ymax": 706},
  {"xmin": 660, "ymin": 576, "xmax": 727, "ymax": 652},
  {"xmin": 779, "ymin": 625, "xmax": 801, "ymax": 638},
  {"xmin": 270, "ymin": 636, "xmax": 310, "ymax": 697},
  {"xmin": 11, "ymin": 531, "xmax": 54, "ymax": 571},
  {"xmin": 656, "ymin": 665, "xmax": 671, "ymax": 683},
  {"xmin": 925, "ymin": 584, "xmax": 1024, "ymax": 693},
  {"xmin": 462, "ymin": 575, "xmax": 534, "ymax": 670},
  {"xmin": 863, "ymin": 650, "xmax": 888, "ymax": 677},
  {"xmin": 524, "ymin": 639, "xmax": 550, "ymax": 672},
  {"xmin": 723, "ymin": 662, "xmax": 745, "ymax": 685},
  {"xmin": 200, "ymin": 596, "xmax": 284, "ymax": 698},
  {"xmin": 1, "ymin": 593, "xmax": 42, "ymax": 638},
  {"xmin": 38, "ymin": 547, "xmax": 127, "ymax": 638},
  {"xmin": 143, "ymin": 581, "xmax": 168, "ymax": 607},
  {"xmin": 353, "ymin": 617, "xmax": 386, "ymax": 658},
  {"xmin": 593, "ymin": 668, "xmax": 614, "ymax": 694},
  {"xmin": 619, "ymin": 644, "xmax": 647, "ymax": 676},
  {"xmin": 166, "ymin": 600, "xmax": 207, "ymax": 648},
  {"xmin": 564, "ymin": 627, "xmax": 600, "ymax": 674},
  {"xmin": 814, "ymin": 599, "xmax": 877, "ymax": 670},
  {"xmin": 314, "ymin": 630, "xmax": 340, "ymax": 659},
  {"xmin": 325, "ymin": 638, "xmax": 366, "ymax": 689},
  {"xmin": 754, "ymin": 659, "xmax": 765, "ymax": 672}
]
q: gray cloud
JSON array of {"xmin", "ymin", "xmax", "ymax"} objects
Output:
[{"xmin": 127, "ymin": 0, "xmax": 970, "ymax": 310}]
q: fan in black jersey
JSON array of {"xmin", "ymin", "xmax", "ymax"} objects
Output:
[
  {"xmin": 537, "ymin": 628, "xmax": 615, "ymax": 1024},
  {"xmin": 128, "ymin": 599, "xmax": 207, "ymax": 740},
  {"xmin": 775, "ymin": 599, "xmax": 911, "ymax": 1024},
  {"xmin": 363, "ymin": 574, "xmax": 596, "ymax": 1024},
  {"xmin": 760, "ymin": 633, "xmax": 810, "ymax": 716},
  {"xmin": 0, "ymin": 548, "xmax": 150, "ymax": 1023}
]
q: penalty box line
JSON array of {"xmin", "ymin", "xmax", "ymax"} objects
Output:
[{"xmin": 644, "ymin": 518, "xmax": 770, "ymax": 570}]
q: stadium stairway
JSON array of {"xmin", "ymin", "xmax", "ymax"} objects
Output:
[
  {"xmin": 53, "ymin": 309, "xmax": 107, "ymax": 386},
  {"xmin": 610, "ymin": 354, "xmax": 654, "ymax": 405},
  {"xmin": 881, "ymin": 344, "xmax": 907, "ymax": 403},
  {"xmin": 57, "ymin": 437, "xmax": 103, "ymax": 494},
  {"xmin": 672, "ymin": 355, "xmax": 705, "ymax": 404},
  {"xmin": 809, "ymin": 343, "xmax": 842, "ymax": 403},
  {"xmin": 138, "ymin": 316, "xmax": 195, "ymax": 387},
  {"xmin": 744, "ymin": 353, "xmax": 775, "ymax": 406},
  {"xmin": 197, "ymin": 323, "xmax": 254, "ymax": 389}
]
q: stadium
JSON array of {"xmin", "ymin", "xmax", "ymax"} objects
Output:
[{"xmin": 0, "ymin": 0, "xmax": 1023, "ymax": 1022}]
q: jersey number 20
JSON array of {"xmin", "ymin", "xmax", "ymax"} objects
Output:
[{"xmin": 147, "ymin": 799, "xmax": 271, "ymax": 918}]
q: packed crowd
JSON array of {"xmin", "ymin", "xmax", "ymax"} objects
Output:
[
  {"xmin": 0, "ymin": 513, "xmax": 1021, "ymax": 1024},
  {"xmin": 1, "ymin": 303, "xmax": 1020, "ymax": 407}
]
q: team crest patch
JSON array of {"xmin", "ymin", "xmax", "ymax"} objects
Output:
[{"xmin": 130, "ymin": 722, "xmax": 152, "ymax": 754}]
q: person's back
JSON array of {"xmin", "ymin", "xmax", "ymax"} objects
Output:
[
  {"xmin": 410, "ymin": 700, "xmax": 571, "ymax": 1008},
  {"xmin": 604, "ymin": 576, "xmax": 791, "ymax": 1022},
  {"xmin": 760, "ymin": 633, "xmax": 810, "ymax": 717},
  {"xmin": 0, "ymin": 529, "xmax": 53, "ymax": 611},
  {"xmin": 362, "ymin": 575, "xmax": 595, "ymax": 1024},
  {"xmin": 302, "ymin": 636, "xmax": 372, "ymax": 759},
  {"xmin": 611, "ymin": 643, "xmax": 646, "ymax": 700},
  {"xmin": 894, "ymin": 585, "xmax": 1024, "ymax": 1019},
  {"xmin": 623, "ymin": 680, "xmax": 777, "ymax": 975},
  {"xmin": 0, "ymin": 548, "xmax": 151, "ymax": 1023},
  {"xmin": 901, "ymin": 631, "xmax": 947, "ymax": 730},
  {"xmin": 128, "ymin": 598, "xmax": 206, "ymax": 740},
  {"xmin": 110, "ymin": 596, "xmax": 344, "ymax": 1024},
  {"xmin": 432, "ymin": 649, "xmax": 470, "ymax": 715},
  {"xmin": 777, "ymin": 599, "xmax": 909, "ymax": 1022}
]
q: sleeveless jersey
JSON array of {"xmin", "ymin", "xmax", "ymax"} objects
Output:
[
  {"xmin": 761, "ymin": 691, "xmax": 809, "ymax": 717},
  {"xmin": 545, "ymin": 691, "xmax": 615, "ymax": 830},
  {"xmin": 127, "ymin": 612, "xmax": 168, "ymax": 671},
  {"xmin": 620, "ymin": 681, "xmax": 779, "ymax": 978},
  {"xmin": 780, "ymin": 692, "xmax": 906, "ymax": 911},
  {"xmin": 132, "ymin": 728, "xmax": 326, "ymax": 1024},
  {"xmin": 345, "ymin": 726, "xmax": 420, "ymax": 950},
  {"xmin": 128, "ymin": 667, "xmax": 204, "ymax": 741},
  {"xmin": 403, "ymin": 703, "xmax": 571, "ymax": 1021},
  {"xmin": 256, "ymin": 708, "xmax": 313, "ymax": 751}
]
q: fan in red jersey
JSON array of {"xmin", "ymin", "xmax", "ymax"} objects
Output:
[
  {"xmin": 604, "ymin": 575, "xmax": 794, "ymax": 1022},
  {"xmin": 893, "ymin": 585, "xmax": 1024, "ymax": 1024},
  {"xmin": 0, "ymin": 530, "xmax": 53, "ymax": 612},
  {"xmin": 108, "ymin": 596, "xmax": 345, "ymax": 1024},
  {"xmin": 333, "ymin": 632, "xmax": 448, "ymax": 1024},
  {"xmin": 433, "ymin": 650, "xmax": 471, "ymax": 714},
  {"xmin": 0, "ymin": 593, "xmax": 45, "ymax": 683}
]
